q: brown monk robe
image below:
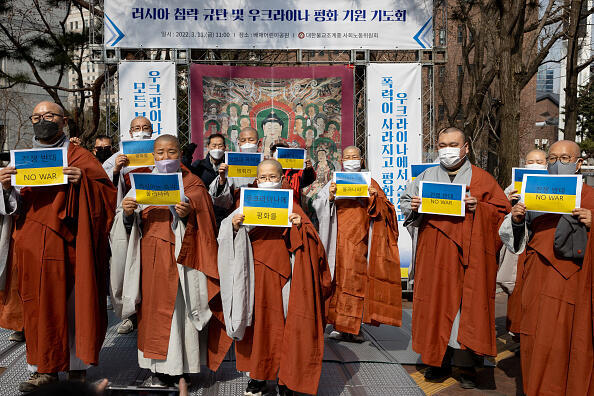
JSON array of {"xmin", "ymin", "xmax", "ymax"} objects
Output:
[
  {"xmin": 499, "ymin": 140, "xmax": 594, "ymax": 395},
  {"xmin": 0, "ymin": 246, "xmax": 24, "ymax": 333},
  {"xmin": 213, "ymin": 159, "xmax": 332, "ymax": 395}
]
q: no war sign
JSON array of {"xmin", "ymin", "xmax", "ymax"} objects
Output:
[{"xmin": 10, "ymin": 148, "xmax": 68, "ymax": 187}]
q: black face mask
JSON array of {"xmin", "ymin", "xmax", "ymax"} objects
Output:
[
  {"xmin": 33, "ymin": 119, "xmax": 60, "ymax": 140},
  {"xmin": 95, "ymin": 147, "xmax": 112, "ymax": 163}
]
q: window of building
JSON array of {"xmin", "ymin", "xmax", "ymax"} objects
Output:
[
  {"xmin": 438, "ymin": 29, "xmax": 446, "ymax": 46},
  {"xmin": 438, "ymin": 66, "xmax": 446, "ymax": 81},
  {"xmin": 457, "ymin": 65, "xmax": 463, "ymax": 79},
  {"xmin": 457, "ymin": 25, "xmax": 464, "ymax": 44},
  {"xmin": 438, "ymin": 105, "xmax": 445, "ymax": 121}
]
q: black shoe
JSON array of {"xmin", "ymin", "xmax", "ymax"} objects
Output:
[
  {"xmin": 459, "ymin": 370, "xmax": 477, "ymax": 389},
  {"xmin": 151, "ymin": 373, "xmax": 174, "ymax": 388},
  {"xmin": 423, "ymin": 366, "xmax": 452, "ymax": 382},
  {"xmin": 244, "ymin": 379, "xmax": 266, "ymax": 396},
  {"xmin": 278, "ymin": 384, "xmax": 295, "ymax": 396}
]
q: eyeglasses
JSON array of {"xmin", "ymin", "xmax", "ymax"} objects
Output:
[
  {"xmin": 29, "ymin": 112, "xmax": 63, "ymax": 124},
  {"xmin": 131, "ymin": 125, "xmax": 152, "ymax": 132},
  {"xmin": 95, "ymin": 146, "xmax": 112, "ymax": 150},
  {"xmin": 257, "ymin": 175, "xmax": 281, "ymax": 183},
  {"xmin": 547, "ymin": 155, "xmax": 575, "ymax": 164}
]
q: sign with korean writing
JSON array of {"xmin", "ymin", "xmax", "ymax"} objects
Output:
[
  {"xmin": 131, "ymin": 172, "xmax": 185, "ymax": 206},
  {"xmin": 333, "ymin": 172, "xmax": 370, "ymax": 198},
  {"xmin": 511, "ymin": 167, "xmax": 549, "ymax": 193},
  {"xmin": 240, "ymin": 187, "xmax": 293, "ymax": 227},
  {"xmin": 10, "ymin": 148, "xmax": 68, "ymax": 187},
  {"xmin": 521, "ymin": 174, "xmax": 581, "ymax": 214},
  {"xmin": 225, "ymin": 152, "xmax": 263, "ymax": 178},
  {"xmin": 419, "ymin": 181, "xmax": 466, "ymax": 217},
  {"xmin": 118, "ymin": 61, "xmax": 177, "ymax": 139},
  {"xmin": 367, "ymin": 63, "xmax": 422, "ymax": 279},
  {"xmin": 274, "ymin": 147, "xmax": 306, "ymax": 170},
  {"xmin": 411, "ymin": 163, "xmax": 438, "ymax": 180},
  {"xmin": 120, "ymin": 139, "xmax": 156, "ymax": 167},
  {"xmin": 104, "ymin": 0, "xmax": 433, "ymax": 50}
]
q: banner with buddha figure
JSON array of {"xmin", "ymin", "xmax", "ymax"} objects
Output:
[{"xmin": 190, "ymin": 64, "xmax": 354, "ymax": 214}]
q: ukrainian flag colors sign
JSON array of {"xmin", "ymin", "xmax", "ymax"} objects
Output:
[
  {"xmin": 274, "ymin": 148, "xmax": 306, "ymax": 170},
  {"xmin": 225, "ymin": 152, "xmax": 263, "ymax": 178},
  {"xmin": 512, "ymin": 167, "xmax": 548, "ymax": 192},
  {"xmin": 411, "ymin": 163, "xmax": 439, "ymax": 181},
  {"xmin": 10, "ymin": 147, "xmax": 68, "ymax": 187},
  {"xmin": 240, "ymin": 188, "xmax": 293, "ymax": 227},
  {"xmin": 521, "ymin": 174, "xmax": 582, "ymax": 214},
  {"xmin": 333, "ymin": 172, "xmax": 371, "ymax": 198},
  {"xmin": 120, "ymin": 139, "xmax": 155, "ymax": 167},
  {"xmin": 419, "ymin": 181, "xmax": 466, "ymax": 217},
  {"xmin": 131, "ymin": 172, "xmax": 185, "ymax": 206}
]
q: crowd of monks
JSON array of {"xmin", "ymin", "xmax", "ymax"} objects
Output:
[{"xmin": 0, "ymin": 100, "xmax": 591, "ymax": 396}]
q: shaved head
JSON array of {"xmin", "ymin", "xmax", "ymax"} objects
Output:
[
  {"xmin": 257, "ymin": 159, "xmax": 283, "ymax": 177},
  {"xmin": 437, "ymin": 127, "xmax": 466, "ymax": 144},
  {"xmin": 153, "ymin": 134, "xmax": 180, "ymax": 151},
  {"xmin": 33, "ymin": 101, "xmax": 64, "ymax": 116},
  {"xmin": 549, "ymin": 140, "xmax": 581, "ymax": 158},
  {"xmin": 31, "ymin": 101, "xmax": 68, "ymax": 142},
  {"xmin": 239, "ymin": 127, "xmax": 258, "ymax": 140},
  {"xmin": 525, "ymin": 149, "xmax": 547, "ymax": 165},
  {"xmin": 343, "ymin": 146, "xmax": 361, "ymax": 157},
  {"xmin": 130, "ymin": 116, "xmax": 151, "ymax": 128}
]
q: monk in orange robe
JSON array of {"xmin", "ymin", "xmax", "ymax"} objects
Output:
[
  {"xmin": 0, "ymin": 101, "xmax": 116, "ymax": 393},
  {"xmin": 214, "ymin": 159, "xmax": 331, "ymax": 396},
  {"xmin": 499, "ymin": 140, "xmax": 594, "ymax": 395},
  {"xmin": 313, "ymin": 146, "xmax": 401, "ymax": 342},
  {"xmin": 401, "ymin": 127, "xmax": 510, "ymax": 388}
]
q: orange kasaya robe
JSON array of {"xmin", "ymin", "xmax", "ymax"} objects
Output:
[
  {"xmin": 136, "ymin": 165, "xmax": 218, "ymax": 359},
  {"xmin": 0, "ymin": 234, "xmax": 23, "ymax": 331},
  {"xmin": 11, "ymin": 145, "xmax": 116, "ymax": 373},
  {"xmin": 412, "ymin": 165, "xmax": 510, "ymax": 366},
  {"xmin": 328, "ymin": 179, "xmax": 402, "ymax": 334},
  {"xmin": 208, "ymin": 199, "xmax": 332, "ymax": 395},
  {"xmin": 506, "ymin": 252, "xmax": 525, "ymax": 333},
  {"xmin": 514, "ymin": 184, "xmax": 594, "ymax": 396}
]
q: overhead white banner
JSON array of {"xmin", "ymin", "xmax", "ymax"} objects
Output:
[
  {"xmin": 104, "ymin": 0, "xmax": 433, "ymax": 50},
  {"xmin": 118, "ymin": 62, "xmax": 177, "ymax": 139},
  {"xmin": 367, "ymin": 63, "xmax": 422, "ymax": 278}
]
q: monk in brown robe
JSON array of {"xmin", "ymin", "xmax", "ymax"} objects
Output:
[
  {"xmin": 401, "ymin": 127, "xmax": 510, "ymax": 388},
  {"xmin": 110, "ymin": 135, "xmax": 219, "ymax": 387},
  {"xmin": 313, "ymin": 146, "xmax": 401, "ymax": 342},
  {"xmin": 499, "ymin": 140, "xmax": 594, "ymax": 395},
  {"xmin": 215, "ymin": 159, "xmax": 331, "ymax": 396},
  {"xmin": 0, "ymin": 101, "xmax": 117, "ymax": 392}
]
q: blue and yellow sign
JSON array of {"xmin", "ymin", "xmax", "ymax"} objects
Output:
[
  {"xmin": 512, "ymin": 167, "xmax": 548, "ymax": 192},
  {"xmin": 120, "ymin": 139, "xmax": 155, "ymax": 167},
  {"xmin": 225, "ymin": 152, "xmax": 263, "ymax": 178},
  {"xmin": 240, "ymin": 187, "xmax": 293, "ymax": 227},
  {"xmin": 334, "ymin": 172, "xmax": 371, "ymax": 198},
  {"xmin": 521, "ymin": 174, "xmax": 581, "ymax": 214},
  {"xmin": 10, "ymin": 147, "xmax": 68, "ymax": 187},
  {"xmin": 419, "ymin": 181, "xmax": 466, "ymax": 217},
  {"xmin": 411, "ymin": 163, "xmax": 439, "ymax": 180},
  {"xmin": 130, "ymin": 173, "xmax": 185, "ymax": 206},
  {"xmin": 274, "ymin": 148, "xmax": 306, "ymax": 170}
]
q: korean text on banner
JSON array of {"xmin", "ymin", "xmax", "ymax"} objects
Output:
[
  {"xmin": 10, "ymin": 148, "xmax": 68, "ymax": 187},
  {"xmin": 274, "ymin": 148, "xmax": 306, "ymax": 170},
  {"xmin": 131, "ymin": 172, "xmax": 185, "ymax": 206},
  {"xmin": 366, "ymin": 63, "xmax": 422, "ymax": 279},
  {"xmin": 512, "ymin": 167, "xmax": 549, "ymax": 192},
  {"xmin": 521, "ymin": 174, "xmax": 582, "ymax": 214},
  {"xmin": 240, "ymin": 187, "xmax": 293, "ymax": 227},
  {"xmin": 226, "ymin": 152, "xmax": 263, "ymax": 178},
  {"xmin": 419, "ymin": 181, "xmax": 466, "ymax": 217},
  {"xmin": 411, "ymin": 163, "xmax": 438, "ymax": 180},
  {"xmin": 118, "ymin": 61, "xmax": 177, "ymax": 139},
  {"xmin": 333, "ymin": 172, "xmax": 370, "ymax": 198},
  {"xmin": 120, "ymin": 139, "xmax": 156, "ymax": 167}
]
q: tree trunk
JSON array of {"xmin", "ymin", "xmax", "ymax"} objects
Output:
[{"xmin": 562, "ymin": 0, "xmax": 583, "ymax": 141}]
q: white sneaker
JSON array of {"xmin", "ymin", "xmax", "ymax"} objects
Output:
[
  {"xmin": 117, "ymin": 319, "xmax": 134, "ymax": 334},
  {"xmin": 328, "ymin": 330, "xmax": 344, "ymax": 340}
]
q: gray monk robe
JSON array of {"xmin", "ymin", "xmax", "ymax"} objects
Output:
[{"xmin": 103, "ymin": 151, "xmax": 153, "ymax": 205}]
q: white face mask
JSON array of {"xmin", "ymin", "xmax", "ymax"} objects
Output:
[
  {"xmin": 343, "ymin": 159, "xmax": 362, "ymax": 172},
  {"xmin": 132, "ymin": 131, "xmax": 152, "ymax": 140},
  {"xmin": 258, "ymin": 180, "xmax": 282, "ymax": 189},
  {"xmin": 240, "ymin": 143, "xmax": 258, "ymax": 153},
  {"xmin": 155, "ymin": 159, "xmax": 180, "ymax": 173},
  {"xmin": 525, "ymin": 163, "xmax": 547, "ymax": 170},
  {"xmin": 209, "ymin": 149, "xmax": 224, "ymax": 160},
  {"xmin": 438, "ymin": 147, "xmax": 464, "ymax": 168}
]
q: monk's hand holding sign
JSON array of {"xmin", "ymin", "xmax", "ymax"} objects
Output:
[
  {"xmin": 511, "ymin": 202, "xmax": 527, "ymax": 224},
  {"xmin": 329, "ymin": 181, "xmax": 337, "ymax": 202},
  {"xmin": 0, "ymin": 167, "xmax": 16, "ymax": 190},
  {"xmin": 63, "ymin": 166, "xmax": 82, "ymax": 185},
  {"xmin": 369, "ymin": 185, "xmax": 378, "ymax": 198},
  {"xmin": 175, "ymin": 201, "xmax": 192, "ymax": 219},
  {"xmin": 122, "ymin": 197, "xmax": 138, "ymax": 216},
  {"xmin": 218, "ymin": 163, "xmax": 228, "ymax": 185},
  {"xmin": 572, "ymin": 207, "xmax": 592, "ymax": 229},
  {"xmin": 232, "ymin": 212, "xmax": 245, "ymax": 232},
  {"xmin": 410, "ymin": 196, "xmax": 421, "ymax": 212},
  {"xmin": 289, "ymin": 213, "xmax": 302, "ymax": 228},
  {"xmin": 464, "ymin": 195, "xmax": 478, "ymax": 212},
  {"xmin": 114, "ymin": 154, "xmax": 130, "ymax": 173}
]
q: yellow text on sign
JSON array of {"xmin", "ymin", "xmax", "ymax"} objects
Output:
[
  {"xmin": 15, "ymin": 167, "xmax": 64, "ymax": 186},
  {"xmin": 243, "ymin": 206, "xmax": 289, "ymax": 226}
]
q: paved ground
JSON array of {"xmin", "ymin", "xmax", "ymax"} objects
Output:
[{"xmin": 0, "ymin": 293, "xmax": 523, "ymax": 395}]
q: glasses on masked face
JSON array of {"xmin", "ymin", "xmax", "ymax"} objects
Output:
[
  {"xmin": 547, "ymin": 155, "xmax": 574, "ymax": 164},
  {"xmin": 95, "ymin": 146, "xmax": 112, "ymax": 151},
  {"xmin": 29, "ymin": 112, "xmax": 63, "ymax": 124},
  {"xmin": 257, "ymin": 175, "xmax": 281, "ymax": 183},
  {"xmin": 131, "ymin": 125, "xmax": 152, "ymax": 132}
]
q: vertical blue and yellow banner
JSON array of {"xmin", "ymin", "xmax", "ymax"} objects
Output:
[
  {"xmin": 130, "ymin": 173, "xmax": 185, "ymax": 206},
  {"xmin": 120, "ymin": 139, "xmax": 156, "ymax": 167},
  {"xmin": 240, "ymin": 187, "xmax": 293, "ymax": 227},
  {"xmin": 521, "ymin": 174, "xmax": 582, "ymax": 214},
  {"xmin": 419, "ymin": 181, "xmax": 466, "ymax": 217},
  {"xmin": 225, "ymin": 152, "xmax": 263, "ymax": 178},
  {"xmin": 333, "ymin": 172, "xmax": 371, "ymax": 198},
  {"xmin": 10, "ymin": 147, "xmax": 68, "ymax": 187},
  {"xmin": 512, "ymin": 167, "xmax": 548, "ymax": 192},
  {"xmin": 411, "ymin": 163, "xmax": 439, "ymax": 181},
  {"xmin": 274, "ymin": 148, "xmax": 306, "ymax": 170}
]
